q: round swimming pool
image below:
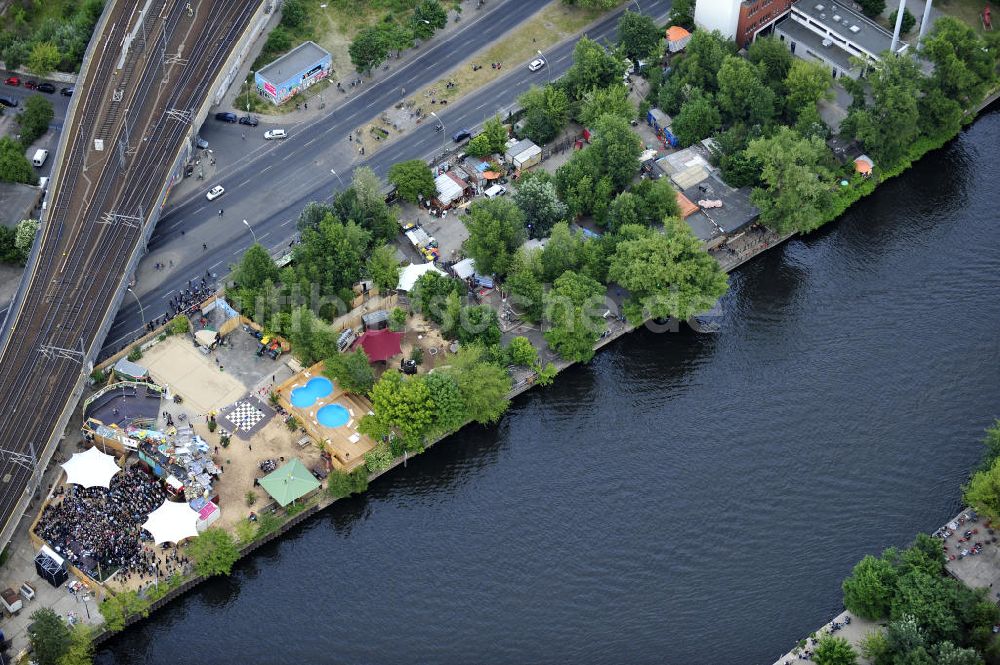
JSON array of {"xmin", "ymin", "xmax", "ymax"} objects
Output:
[
  {"xmin": 316, "ymin": 403, "xmax": 350, "ymax": 428},
  {"xmin": 290, "ymin": 376, "xmax": 333, "ymax": 408}
]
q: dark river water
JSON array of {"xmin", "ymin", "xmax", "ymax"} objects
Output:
[{"xmin": 97, "ymin": 108, "xmax": 1000, "ymax": 665}]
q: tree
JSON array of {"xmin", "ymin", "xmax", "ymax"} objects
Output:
[
  {"xmin": 667, "ymin": 0, "xmax": 695, "ymax": 28},
  {"xmin": 963, "ymin": 456, "xmax": 1000, "ymax": 523},
  {"xmin": 922, "ymin": 17, "xmax": 996, "ymax": 109},
  {"xmin": 188, "ymin": 527, "xmax": 240, "ymax": 577},
  {"xmin": 889, "ymin": 7, "xmax": 916, "ymax": 34},
  {"xmin": 671, "ymin": 89, "xmax": 722, "ymax": 147},
  {"xmin": 463, "ymin": 197, "xmax": 527, "ymax": 277},
  {"xmin": 28, "ymin": 608, "xmax": 72, "ymax": 665},
  {"xmin": 292, "ymin": 215, "xmax": 371, "ymax": 303},
  {"xmin": 410, "ymin": 271, "xmax": 461, "ymax": 324},
  {"xmin": 579, "ymin": 84, "xmax": 635, "ymax": 128},
  {"xmin": 562, "ymin": 0, "xmax": 617, "ymax": 8},
  {"xmin": 848, "ymin": 54, "xmax": 921, "ymax": 166},
  {"xmin": 842, "ymin": 553, "xmax": 898, "ymax": 620},
  {"xmin": 465, "ymin": 134, "xmax": 493, "ymax": 157},
  {"xmin": 424, "ymin": 371, "xmax": 467, "ymax": 435},
  {"xmin": 540, "ymin": 222, "xmax": 584, "ymax": 282},
  {"xmin": 784, "ymin": 59, "xmax": 833, "ymax": 122},
  {"xmin": 617, "ymin": 10, "xmax": 661, "ymax": 61},
  {"xmin": 368, "ymin": 370, "xmax": 435, "ymax": 447},
  {"xmin": 506, "ymin": 251, "xmax": 544, "ymax": 322},
  {"xmin": 17, "ymin": 94, "xmax": 54, "ymax": 148},
  {"xmin": 233, "ymin": 243, "xmax": 279, "ymax": 291},
  {"xmin": 507, "ymin": 336, "xmax": 538, "ymax": 366},
  {"xmin": 478, "ymin": 115, "xmax": 509, "ymax": 154},
  {"xmin": 857, "ymin": 0, "xmax": 885, "ymax": 17},
  {"xmin": 748, "ymin": 36, "xmax": 793, "ymax": 95},
  {"xmin": 935, "ymin": 641, "xmax": 984, "ymax": 665},
  {"xmin": 412, "ymin": 0, "xmax": 447, "ymax": 40},
  {"xmin": 324, "ymin": 349, "xmax": 375, "ymax": 394},
  {"xmin": 297, "ymin": 201, "xmax": 335, "ymax": 232},
  {"xmin": 563, "ymin": 37, "xmax": 626, "ymax": 101},
  {"xmin": 28, "ymin": 41, "xmax": 61, "ymax": 77},
  {"xmin": 813, "ymin": 635, "xmax": 859, "ymax": 665},
  {"xmin": 631, "ymin": 177, "xmax": 680, "ymax": 226},
  {"xmin": 366, "ymin": 244, "xmax": 400, "ymax": 292},
  {"xmin": 716, "ymin": 55, "xmax": 775, "ymax": 126},
  {"xmin": 544, "ymin": 270, "xmax": 605, "ymax": 362},
  {"xmin": 15, "ymin": 218, "xmax": 38, "ymax": 257},
  {"xmin": 458, "ymin": 304, "xmax": 501, "ymax": 347},
  {"xmin": 349, "ymin": 26, "xmax": 390, "ymax": 74},
  {"xmin": 280, "ymin": 0, "xmax": 307, "ymax": 29},
  {"xmin": 591, "ymin": 113, "xmax": 643, "ymax": 191},
  {"xmin": 745, "ymin": 126, "xmax": 833, "ymax": 234},
  {"xmin": 59, "ymin": 624, "xmax": 94, "ymax": 665},
  {"xmin": 444, "ymin": 346, "xmax": 511, "ymax": 424},
  {"xmin": 0, "ymin": 136, "xmax": 35, "ymax": 184},
  {"xmin": 890, "ymin": 571, "xmax": 961, "ymax": 645},
  {"xmin": 388, "ymin": 159, "xmax": 436, "ymax": 203},
  {"xmin": 286, "ymin": 306, "xmax": 338, "ymax": 365},
  {"xmin": 608, "ymin": 220, "xmax": 728, "ymax": 321},
  {"xmin": 514, "ymin": 175, "xmax": 567, "ymax": 239},
  {"xmin": 519, "ymin": 84, "xmax": 571, "ymax": 144}
]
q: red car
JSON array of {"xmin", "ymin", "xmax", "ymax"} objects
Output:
[
  {"xmin": 4, "ymin": 76, "xmax": 20, "ymax": 86},
  {"xmin": 23, "ymin": 80, "xmax": 37, "ymax": 90}
]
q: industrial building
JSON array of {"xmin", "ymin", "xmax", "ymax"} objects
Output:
[
  {"xmin": 254, "ymin": 41, "xmax": 332, "ymax": 105},
  {"xmin": 694, "ymin": 0, "xmax": 793, "ymax": 48}
]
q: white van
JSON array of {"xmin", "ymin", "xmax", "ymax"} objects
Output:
[
  {"xmin": 484, "ymin": 184, "xmax": 507, "ymax": 199},
  {"xmin": 32, "ymin": 149, "xmax": 48, "ymax": 167}
]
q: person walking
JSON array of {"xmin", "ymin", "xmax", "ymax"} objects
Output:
[{"xmin": 218, "ymin": 208, "xmax": 223, "ymax": 217}]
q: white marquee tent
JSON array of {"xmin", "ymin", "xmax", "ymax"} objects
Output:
[
  {"xmin": 397, "ymin": 262, "xmax": 446, "ymax": 292},
  {"xmin": 61, "ymin": 446, "xmax": 121, "ymax": 489},
  {"xmin": 142, "ymin": 500, "xmax": 201, "ymax": 545}
]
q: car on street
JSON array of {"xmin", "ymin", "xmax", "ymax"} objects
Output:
[
  {"xmin": 4, "ymin": 76, "xmax": 20, "ymax": 86},
  {"xmin": 528, "ymin": 58, "xmax": 545, "ymax": 72},
  {"xmin": 0, "ymin": 96, "xmax": 19, "ymax": 108},
  {"xmin": 452, "ymin": 129, "xmax": 472, "ymax": 143},
  {"xmin": 238, "ymin": 115, "xmax": 258, "ymax": 127},
  {"xmin": 37, "ymin": 82, "xmax": 55, "ymax": 94},
  {"xmin": 24, "ymin": 80, "xmax": 37, "ymax": 90},
  {"xmin": 214, "ymin": 111, "xmax": 237, "ymax": 123},
  {"xmin": 205, "ymin": 185, "xmax": 225, "ymax": 201},
  {"xmin": 263, "ymin": 129, "xmax": 286, "ymax": 140},
  {"xmin": 60, "ymin": 87, "xmax": 74, "ymax": 96}
]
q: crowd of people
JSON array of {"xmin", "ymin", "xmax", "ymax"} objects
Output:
[{"xmin": 36, "ymin": 466, "xmax": 169, "ymax": 580}]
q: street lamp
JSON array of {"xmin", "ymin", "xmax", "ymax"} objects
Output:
[
  {"xmin": 632, "ymin": 0, "xmax": 642, "ymax": 13},
  {"xmin": 242, "ymin": 218, "xmax": 258, "ymax": 243},
  {"xmin": 246, "ymin": 71, "xmax": 254, "ymax": 112},
  {"xmin": 537, "ymin": 49, "xmax": 551, "ymax": 83},
  {"xmin": 127, "ymin": 287, "xmax": 145, "ymax": 328},
  {"xmin": 430, "ymin": 111, "xmax": 445, "ymax": 156},
  {"xmin": 331, "ymin": 169, "xmax": 344, "ymax": 188}
]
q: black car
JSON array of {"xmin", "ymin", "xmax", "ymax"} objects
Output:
[
  {"xmin": 37, "ymin": 82, "xmax": 56, "ymax": 94},
  {"xmin": 452, "ymin": 129, "xmax": 472, "ymax": 143},
  {"xmin": 0, "ymin": 96, "xmax": 18, "ymax": 108},
  {"xmin": 214, "ymin": 111, "xmax": 237, "ymax": 123},
  {"xmin": 238, "ymin": 115, "xmax": 258, "ymax": 127},
  {"xmin": 60, "ymin": 87, "xmax": 73, "ymax": 96}
]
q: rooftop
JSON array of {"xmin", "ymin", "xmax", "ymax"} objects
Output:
[
  {"xmin": 257, "ymin": 41, "xmax": 331, "ymax": 83},
  {"xmin": 682, "ymin": 172, "xmax": 759, "ymax": 235},
  {"xmin": 776, "ymin": 17, "xmax": 856, "ymax": 72},
  {"xmin": 0, "ymin": 182, "xmax": 41, "ymax": 228},
  {"xmin": 791, "ymin": 0, "xmax": 903, "ymax": 57}
]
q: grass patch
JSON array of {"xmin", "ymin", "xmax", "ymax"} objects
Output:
[{"xmin": 936, "ymin": 0, "xmax": 993, "ymax": 31}]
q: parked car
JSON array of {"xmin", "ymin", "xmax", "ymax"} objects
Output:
[
  {"xmin": 238, "ymin": 115, "xmax": 258, "ymax": 127},
  {"xmin": 0, "ymin": 96, "xmax": 18, "ymax": 108},
  {"xmin": 60, "ymin": 87, "xmax": 74, "ymax": 96},
  {"xmin": 214, "ymin": 111, "xmax": 237, "ymax": 123},
  {"xmin": 452, "ymin": 128, "xmax": 472, "ymax": 143},
  {"xmin": 23, "ymin": 80, "xmax": 37, "ymax": 90},
  {"xmin": 37, "ymin": 82, "xmax": 55, "ymax": 94},
  {"xmin": 528, "ymin": 58, "xmax": 545, "ymax": 72},
  {"xmin": 4, "ymin": 76, "xmax": 20, "ymax": 86},
  {"xmin": 263, "ymin": 129, "xmax": 286, "ymax": 140},
  {"xmin": 205, "ymin": 185, "xmax": 225, "ymax": 201},
  {"xmin": 195, "ymin": 136, "xmax": 209, "ymax": 149}
]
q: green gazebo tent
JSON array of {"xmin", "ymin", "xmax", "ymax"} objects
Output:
[{"xmin": 259, "ymin": 458, "xmax": 320, "ymax": 507}]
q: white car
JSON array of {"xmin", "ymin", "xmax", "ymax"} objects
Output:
[
  {"xmin": 205, "ymin": 185, "xmax": 225, "ymax": 201},
  {"xmin": 528, "ymin": 58, "xmax": 545, "ymax": 72},
  {"xmin": 264, "ymin": 129, "xmax": 287, "ymax": 140}
]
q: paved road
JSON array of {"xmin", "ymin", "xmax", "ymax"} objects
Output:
[
  {"xmin": 1, "ymin": 72, "xmax": 76, "ymax": 178},
  {"xmin": 100, "ymin": 0, "xmax": 671, "ymax": 356}
]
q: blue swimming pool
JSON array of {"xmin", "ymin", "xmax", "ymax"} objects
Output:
[
  {"xmin": 316, "ymin": 403, "xmax": 350, "ymax": 428},
  {"xmin": 290, "ymin": 377, "xmax": 333, "ymax": 408}
]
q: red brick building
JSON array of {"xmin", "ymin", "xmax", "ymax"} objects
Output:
[{"xmin": 695, "ymin": 0, "xmax": 793, "ymax": 48}]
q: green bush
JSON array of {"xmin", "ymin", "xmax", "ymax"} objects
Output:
[
  {"xmin": 364, "ymin": 441, "xmax": 394, "ymax": 473},
  {"xmin": 127, "ymin": 345, "xmax": 142, "ymax": 361}
]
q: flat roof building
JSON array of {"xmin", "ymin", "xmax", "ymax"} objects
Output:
[
  {"xmin": 774, "ymin": 0, "xmax": 907, "ymax": 78},
  {"xmin": 255, "ymin": 41, "xmax": 332, "ymax": 105}
]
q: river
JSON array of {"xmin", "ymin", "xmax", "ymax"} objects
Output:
[{"xmin": 96, "ymin": 107, "xmax": 1000, "ymax": 665}]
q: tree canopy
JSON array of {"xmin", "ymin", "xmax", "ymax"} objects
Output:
[
  {"xmin": 617, "ymin": 10, "xmax": 661, "ymax": 62},
  {"xmin": 518, "ymin": 84, "xmax": 570, "ymax": 145},
  {"xmin": 324, "ymin": 349, "xmax": 375, "ymax": 394},
  {"xmin": 28, "ymin": 607, "xmax": 72, "ymax": 665},
  {"xmin": 543, "ymin": 270, "xmax": 605, "ymax": 362},
  {"xmin": 514, "ymin": 175, "xmax": 568, "ymax": 239},
  {"xmin": 188, "ymin": 527, "xmax": 241, "ymax": 577},
  {"xmin": 462, "ymin": 197, "xmax": 527, "ymax": 277},
  {"xmin": 388, "ymin": 159, "xmax": 436, "ymax": 203}
]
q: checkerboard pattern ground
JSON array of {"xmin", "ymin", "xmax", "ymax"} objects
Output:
[{"xmin": 219, "ymin": 396, "xmax": 275, "ymax": 438}]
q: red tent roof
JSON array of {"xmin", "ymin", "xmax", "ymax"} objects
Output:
[{"xmin": 353, "ymin": 328, "xmax": 403, "ymax": 363}]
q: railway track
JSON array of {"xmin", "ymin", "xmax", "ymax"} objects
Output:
[{"xmin": 0, "ymin": 0, "xmax": 260, "ymax": 549}]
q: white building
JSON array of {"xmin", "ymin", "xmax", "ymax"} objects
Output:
[{"xmin": 694, "ymin": 0, "xmax": 742, "ymax": 41}]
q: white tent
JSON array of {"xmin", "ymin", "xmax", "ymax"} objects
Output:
[
  {"xmin": 434, "ymin": 172, "xmax": 465, "ymax": 206},
  {"xmin": 397, "ymin": 262, "xmax": 446, "ymax": 292},
  {"xmin": 452, "ymin": 257, "xmax": 476, "ymax": 280},
  {"xmin": 61, "ymin": 446, "xmax": 121, "ymax": 489},
  {"xmin": 142, "ymin": 500, "xmax": 201, "ymax": 545}
]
